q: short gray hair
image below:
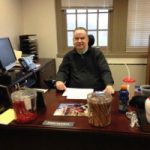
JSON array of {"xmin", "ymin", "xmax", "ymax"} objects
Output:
[{"xmin": 73, "ymin": 27, "xmax": 87, "ymax": 33}]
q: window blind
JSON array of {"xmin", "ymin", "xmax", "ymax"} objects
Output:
[
  {"xmin": 61, "ymin": 0, "xmax": 113, "ymax": 9},
  {"xmin": 126, "ymin": 0, "xmax": 150, "ymax": 52}
]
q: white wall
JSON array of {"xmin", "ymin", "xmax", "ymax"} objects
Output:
[
  {"xmin": 22, "ymin": 0, "xmax": 57, "ymax": 59},
  {"xmin": 109, "ymin": 63, "xmax": 146, "ymax": 90},
  {"xmin": 108, "ymin": 58, "xmax": 147, "ymax": 90},
  {"xmin": 0, "ymin": 0, "xmax": 22, "ymax": 49}
]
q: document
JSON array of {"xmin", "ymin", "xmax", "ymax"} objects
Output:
[
  {"xmin": 14, "ymin": 49, "xmax": 22, "ymax": 64},
  {"xmin": 0, "ymin": 109, "xmax": 16, "ymax": 125},
  {"xmin": 33, "ymin": 88, "xmax": 48, "ymax": 93},
  {"xmin": 62, "ymin": 88, "xmax": 94, "ymax": 99}
]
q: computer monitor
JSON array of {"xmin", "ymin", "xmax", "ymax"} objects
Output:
[{"xmin": 0, "ymin": 37, "xmax": 16, "ymax": 72}]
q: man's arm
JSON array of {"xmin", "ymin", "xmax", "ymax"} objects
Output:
[
  {"xmin": 104, "ymin": 85, "xmax": 115, "ymax": 95},
  {"xmin": 95, "ymin": 50, "xmax": 114, "ymax": 94},
  {"xmin": 55, "ymin": 81, "xmax": 66, "ymax": 91},
  {"xmin": 55, "ymin": 54, "xmax": 70, "ymax": 91}
]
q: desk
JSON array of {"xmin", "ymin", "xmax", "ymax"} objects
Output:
[
  {"xmin": 0, "ymin": 58, "xmax": 56, "ymax": 113},
  {"xmin": 0, "ymin": 90, "xmax": 150, "ymax": 150},
  {"xmin": 0, "ymin": 58, "xmax": 56, "ymax": 91}
]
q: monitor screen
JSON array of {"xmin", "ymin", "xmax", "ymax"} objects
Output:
[{"xmin": 0, "ymin": 38, "xmax": 16, "ymax": 71}]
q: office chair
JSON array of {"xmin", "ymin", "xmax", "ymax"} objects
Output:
[
  {"xmin": 44, "ymin": 34, "xmax": 95, "ymax": 89},
  {"xmin": 88, "ymin": 34, "xmax": 95, "ymax": 47}
]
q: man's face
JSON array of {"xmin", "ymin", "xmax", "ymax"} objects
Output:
[{"xmin": 73, "ymin": 29, "xmax": 89, "ymax": 52}]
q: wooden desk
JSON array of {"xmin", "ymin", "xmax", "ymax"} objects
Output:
[
  {"xmin": 0, "ymin": 58, "xmax": 56, "ymax": 91},
  {"xmin": 0, "ymin": 58, "xmax": 56, "ymax": 113},
  {"xmin": 0, "ymin": 90, "xmax": 150, "ymax": 150}
]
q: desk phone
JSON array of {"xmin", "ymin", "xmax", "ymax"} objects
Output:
[{"xmin": 19, "ymin": 55, "xmax": 36, "ymax": 71}]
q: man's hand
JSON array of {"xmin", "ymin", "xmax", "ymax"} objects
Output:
[
  {"xmin": 103, "ymin": 85, "xmax": 115, "ymax": 95},
  {"xmin": 55, "ymin": 81, "xmax": 66, "ymax": 91}
]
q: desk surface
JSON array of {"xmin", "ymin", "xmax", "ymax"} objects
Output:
[
  {"xmin": 1, "ymin": 90, "xmax": 150, "ymax": 150},
  {"xmin": 1, "ymin": 89, "xmax": 149, "ymax": 137}
]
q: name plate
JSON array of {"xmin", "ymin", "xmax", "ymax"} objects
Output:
[{"xmin": 42, "ymin": 120, "xmax": 75, "ymax": 128}]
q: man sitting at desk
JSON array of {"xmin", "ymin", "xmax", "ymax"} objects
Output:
[{"xmin": 55, "ymin": 27, "xmax": 114, "ymax": 94}]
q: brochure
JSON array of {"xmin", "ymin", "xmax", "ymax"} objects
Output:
[{"xmin": 53, "ymin": 103, "xmax": 88, "ymax": 116}]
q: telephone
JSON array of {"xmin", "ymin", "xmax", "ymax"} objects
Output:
[{"xmin": 19, "ymin": 55, "xmax": 36, "ymax": 71}]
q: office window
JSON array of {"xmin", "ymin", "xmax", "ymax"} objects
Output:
[
  {"xmin": 126, "ymin": 0, "xmax": 150, "ymax": 52},
  {"xmin": 56, "ymin": 0, "xmax": 148, "ymax": 58},
  {"xmin": 66, "ymin": 9, "xmax": 109, "ymax": 47},
  {"xmin": 55, "ymin": 0, "xmax": 113, "ymax": 56}
]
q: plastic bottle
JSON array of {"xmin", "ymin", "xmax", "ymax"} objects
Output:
[
  {"xmin": 118, "ymin": 85, "xmax": 129, "ymax": 113},
  {"xmin": 123, "ymin": 77, "xmax": 135, "ymax": 100}
]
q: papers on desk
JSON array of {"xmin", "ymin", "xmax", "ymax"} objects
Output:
[
  {"xmin": 14, "ymin": 49, "xmax": 22, "ymax": 63},
  {"xmin": 62, "ymin": 88, "xmax": 94, "ymax": 99},
  {"xmin": 33, "ymin": 88, "xmax": 48, "ymax": 93},
  {"xmin": 0, "ymin": 109, "xmax": 16, "ymax": 125}
]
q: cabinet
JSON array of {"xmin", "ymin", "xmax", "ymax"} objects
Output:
[{"xmin": 19, "ymin": 35, "xmax": 38, "ymax": 60}]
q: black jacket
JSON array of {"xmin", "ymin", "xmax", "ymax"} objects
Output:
[{"xmin": 56, "ymin": 47, "xmax": 114, "ymax": 91}]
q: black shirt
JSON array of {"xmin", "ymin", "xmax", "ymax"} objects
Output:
[{"xmin": 56, "ymin": 47, "xmax": 114, "ymax": 91}]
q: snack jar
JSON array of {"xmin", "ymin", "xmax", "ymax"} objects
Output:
[{"xmin": 87, "ymin": 91, "xmax": 112, "ymax": 127}]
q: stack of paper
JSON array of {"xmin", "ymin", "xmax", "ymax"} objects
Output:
[{"xmin": 62, "ymin": 88, "xmax": 94, "ymax": 99}]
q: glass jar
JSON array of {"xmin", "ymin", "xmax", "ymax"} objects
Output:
[
  {"xmin": 87, "ymin": 92, "xmax": 112, "ymax": 127},
  {"xmin": 11, "ymin": 89, "xmax": 37, "ymax": 123}
]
